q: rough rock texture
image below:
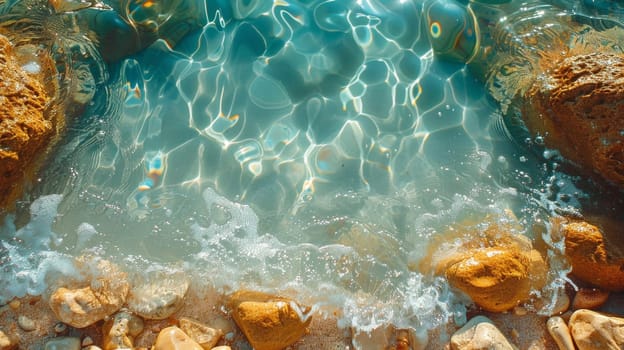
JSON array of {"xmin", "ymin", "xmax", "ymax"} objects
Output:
[
  {"xmin": 153, "ymin": 326, "xmax": 203, "ymax": 350},
  {"xmin": 127, "ymin": 271, "xmax": 189, "ymax": 320},
  {"xmin": 178, "ymin": 317, "xmax": 223, "ymax": 350},
  {"xmin": 524, "ymin": 52, "xmax": 624, "ymax": 188},
  {"xmin": 102, "ymin": 311, "xmax": 144, "ymax": 350},
  {"xmin": 48, "ymin": 258, "xmax": 130, "ymax": 328},
  {"xmin": 554, "ymin": 217, "xmax": 624, "ymax": 291},
  {"xmin": 228, "ymin": 290, "xmax": 313, "ymax": 350},
  {"xmin": 450, "ymin": 316, "xmax": 515, "ymax": 350},
  {"xmin": 422, "ymin": 213, "xmax": 548, "ymax": 312},
  {"xmin": 0, "ymin": 34, "xmax": 57, "ymax": 210},
  {"xmin": 568, "ymin": 309, "xmax": 624, "ymax": 350}
]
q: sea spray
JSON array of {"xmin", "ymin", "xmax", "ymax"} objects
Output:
[{"xmin": 0, "ymin": 195, "xmax": 78, "ymax": 304}]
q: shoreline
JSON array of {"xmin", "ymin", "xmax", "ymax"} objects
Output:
[{"xmin": 2, "ymin": 263, "xmax": 623, "ymax": 349}]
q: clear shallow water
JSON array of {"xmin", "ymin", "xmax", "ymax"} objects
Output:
[{"xmin": 1, "ymin": 0, "xmax": 622, "ymax": 339}]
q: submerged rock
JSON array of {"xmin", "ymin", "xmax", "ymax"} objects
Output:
[
  {"xmin": 553, "ymin": 216, "xmax": 624, "ymax": 291},
  {"xmin": 228, "ymin": 290, "xmax": 313, "ymax": 350},
  {"xmin": 126, "ymin": 270, "xmax": 189, "ymax": 320},
  {"xmin": 568, "ymin": 309, "xmax": 624, "ymax": 350},
  {"xmin": 450, "ymin": 315, "xmax": 515, "ymax": 350},
  {"xmin": 153, "ymin": 326, "xmax": 203, "ymax": 350},
  {"xmin": 422, "ymin": 212, "xmax": 548, "ymax": 312},
  {"xmin": 48, "ymin": 258, "xmax": 129, "ymax": 328},
  {"xmin": 572, "ymin": 288, "xmax": 610, "ymax": 311}
]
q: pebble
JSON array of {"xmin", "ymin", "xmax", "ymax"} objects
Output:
[
  {"xmin": 81, "ymin": 336, "xmax": 94, "ymax": 347},
  {"xmin": 0, "ymin": 330, "xmax": 18, "ymax": 350},
  {"xmin": 179, "ymin": 317, "xmax": 223, "ymax": 350},
  {"xmin": 8, "ymin": 300, "xmax": 20, "ymax": 310},
  {"xmin": 18, "ymin": 315, "xmax": 36, "ymax": 331},
  {"xmin": 572, "ymin": 288, "xmax": 609, "ymax": 310},
  {"xmin": 450, "ymin": 315, "xmax": 515, "ymax": 350},
  {"xmin": 546, "ymin": 316, "xmax": 575, "ymax": 350},
  {"xmin": 44, "ymin": 337, "xmax": 81, "ymax": 350},
  {"xmin": 54, "ymin": 322, "xmax": 68, "ymax": 334},
  {"xmin": 153, "ymin": 326, "xmax": 203, "ymax": 350},
  {"xmin": 569, "ymin": 309, "xmax": 624, "ymax": 350}
]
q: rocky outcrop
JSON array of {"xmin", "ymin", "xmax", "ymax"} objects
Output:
[
  {"xmin": 228, "ymin": 290, "xmax": 312, "ymax": 350},
  {"xmin": 553, "ymin": 216, "xmax": 624, "ymax": 291},
  {"xmin": 421, "ymin": 213, "xmax": 548, "ymax": 312},
  {"xmin": 568, "ymin": 309, "xmax": 624, "ymax": 350},
  {"xmin": 524, "ymin": 52, "xmax": 624, "ymax": 188},
  {"xmin": 48, "ymin": 258, "xmax": 129, "ymax": 328},
  {"xmin": 0, "ymin": 34, "xmax": 59, "ymax": 210}
]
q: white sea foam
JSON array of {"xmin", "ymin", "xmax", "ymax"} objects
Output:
[{"xmin": 0, "ymin": 195, "xmax": 78, "ymax": 304}]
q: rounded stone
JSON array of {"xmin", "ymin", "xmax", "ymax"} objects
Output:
[
  {"xmin": 445, "ymin": 247, "xmax": 546, "ymax": 312},
  {"xmin": 126, "ymin": 271, "xmax": 189, "ymax": 320},
  {"xmin": 569, "ymin": 309, "xmax": 624, "ymax": 350},
  {"xmin": 555, "ymin": 217, "xmax": 624, "ymax": 291},
  {"xmin": 17, "ymin": 315, "xmax": 36, "ymax": 331},
  {"xmin": 546, "ymin": 316, "xmax": 575, "ymax": 350},
  {"xmin": 572, "ymin": 288, "xmax": 610, "ymax": 310},
  {"xmin": 178, "ymin": 317, "xmax": 223, "ymax": 350},
  {"xmin": 44, "ymin": 337, "xmax": 81, "ymax": 350},
  {"xmin": 154, "ymin": 326, "xmax": 203, "ymax": 350},
  {"xmin": 450, "ymin": 316, "xmax": 515, "ymax": 350},
  {"xmin": 228, "ymin": 290, "xmax": 313, "ymax": 350}
]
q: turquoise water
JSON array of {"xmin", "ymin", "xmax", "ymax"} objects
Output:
[{"xmin": 1, "ymin": 0, "xmax": 622, "ymax": 340}]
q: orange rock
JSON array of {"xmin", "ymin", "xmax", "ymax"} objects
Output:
[
  {"xmin": 572, "ymin": 288, "xmax": 610, "ymax": 311},
  {"xmin": 524, "ymin": 52, "xmax": 624, "ymax": 188},
  {"xmin": 0, "ymin": 34, "xmax": 54, "ymax": 210},
  {"xmin": 445, "ymin": 247, "xmax": 545, "ymax": 312},
  {"xmin": 422, "ymin": 213, "xmax": 548, "ymax": 312},
  {"xmin": 554, "ymin": 217, "xmax": 624, "ymax": 291},
  {"xmin": 228, "ymin": 290, "xmax": 312, "ymax": 350}
]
